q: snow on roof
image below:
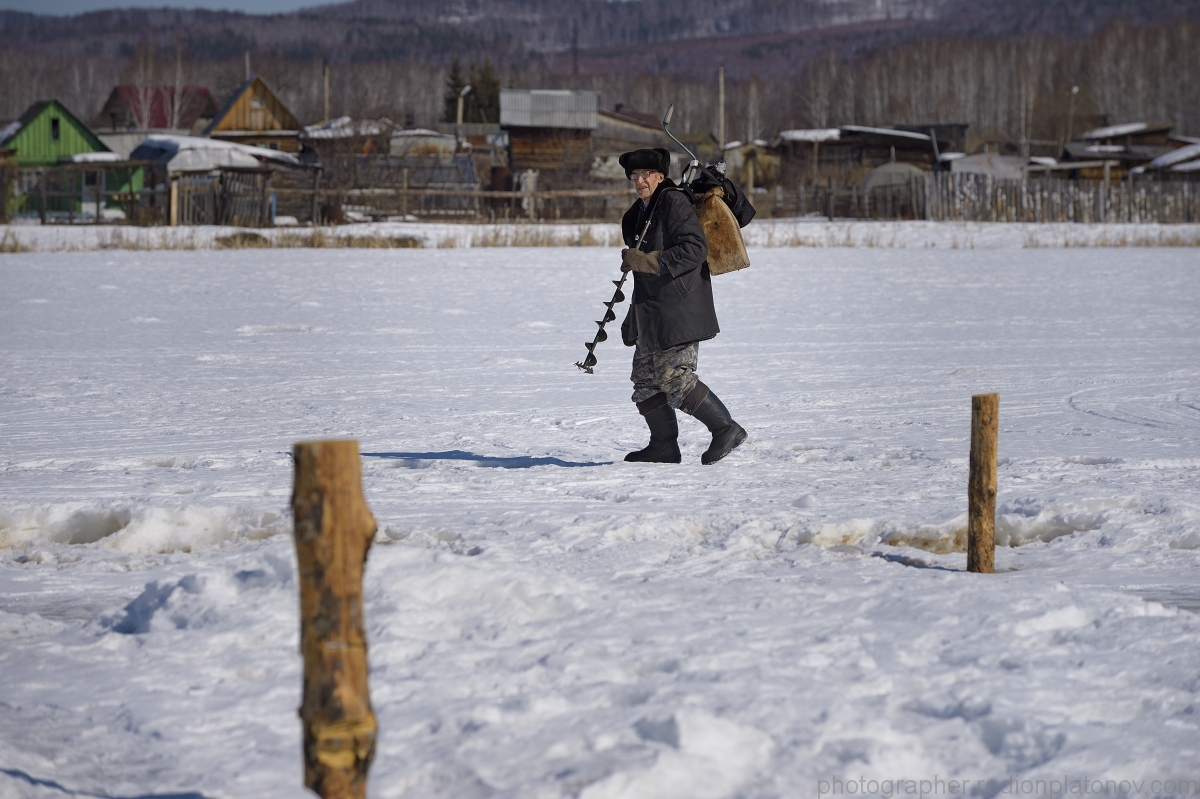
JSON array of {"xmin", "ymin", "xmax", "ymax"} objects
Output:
[
  {"xmin": 304, "ymin": 116, "xmax": 395, "ymax": 139},
  {"xmin": 1081, "ymin": 122, "xmax": 1147, "ymax": 140},
  {"xmin": 390, "ymin": 128, "xmax": 454, "ymax": 139},
  {"xmin": 1171, "ymin": 158, "xmax": 1200, "ymax": 172},
  {"xmin": 129, "ymin": 134, "xmax": 300, "ymax": 172},
  {"xmin": 938, "ymin": 152, "xmax": 968, "ymax": 162},
  {"xmin": 1145, "ymin": 142, "xmax": 1200, "ymax": 169},
  {"xmin": 779, "ymin": 128, "xmax": 841, "ymax": 143},
  {"xmin": 1029, "ymin": 156, "xmax": 1058, "ymax": 166},
  {"xmin": 0, "ymin": 120, "xmax": 20, "ymax": 146},
  {"xmin": 70, "ymin": 152, "xmax": 123, "ymax": 163},
  {"xmin": 840, "ymin": 125, "xmax": 931, "ymax": 142},
  {"xmin": 131, "ymin": 134, "xmax": 299, "ymax": 165}
]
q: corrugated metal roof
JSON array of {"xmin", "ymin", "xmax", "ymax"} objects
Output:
[
  {"xmin": 1064, "ymin": 143, "xmax": 1174, "ymax": 161},
  {"xmin": 779, "ymin": 128, "xmax": 841, "ymax": 143},
  {"xmin": 1145, "ymin": 142, "xmax": 1200, "ymax": 169},
  {"xmin": 1081, "ymin": 122, "xmax": 1149, "ymax": 139},
  {"xmin": 840, "ymin": 125, "xmax": 930, "ymax": 142},
  {"xmin": 1079, "ymin": 121, "xmax": 1174, "ymax": 140},
  {"xmin": 500, "ymin": 90, "xmax": 598, "ymax": 130}
]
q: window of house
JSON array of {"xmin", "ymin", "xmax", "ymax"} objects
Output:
[{"xmin": 51, "ymin": 118, "xmax": 60, "ymax": 141}]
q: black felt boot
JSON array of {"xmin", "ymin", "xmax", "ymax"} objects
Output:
[
  {"xmin": 681, "ymin": 382, "xmax": 747, "ymax": 465},
  {"xmin": 625, "ymin": 394, "xmax": 681, "ymax": 463}
]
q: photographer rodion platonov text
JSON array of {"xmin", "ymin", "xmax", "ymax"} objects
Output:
[{"xmin": 816, "ymin": 775, "xmax": 1200, "ymax": 799}]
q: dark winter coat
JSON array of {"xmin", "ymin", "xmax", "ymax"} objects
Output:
[{"xmin": 620, "ymin": 180, "xmax": 719, "ymax": 350}]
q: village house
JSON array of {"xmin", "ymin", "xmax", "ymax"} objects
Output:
[
  {"xmin": 500, "ymin": 89, "xmax": 598, "ymax": 189},
  {"xmin": 1060, "ymin": 122, "xmax": 1180, "ymax": 179},
  {"xmin": 92, "ymin": 86, "xmax": 219, "ymax": 158},
  {"xmin": 772, "ymin": 124, "xmax": 962, "ymax": 188},
  {"xmin": 0, "ymin": 100, "xmax": 147, "ymax": 220},
  {"xmin": 0, "ymin": 100, "xmax": 112, "ymax": 166},
  {"xmin": 204, "ymin": 76, "xmax": 303, "ymax": 154}
]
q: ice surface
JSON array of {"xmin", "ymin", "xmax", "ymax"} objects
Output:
[{"xmin": 1, "ymin": 246, "xmax": 1199, "ymax": 798}]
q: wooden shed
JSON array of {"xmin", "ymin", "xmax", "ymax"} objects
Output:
[
  {"xmin": 501, "ymin": 90, "xmax": 597, "ymax": 175},
  {"xmin": 204, "ymin": 76, "xmax": 302, "ymax": 153}
]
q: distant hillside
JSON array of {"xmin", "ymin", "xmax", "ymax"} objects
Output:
[{"xmin": 3, "ymin": 0, "xmax": 1198, "ymax": 79}]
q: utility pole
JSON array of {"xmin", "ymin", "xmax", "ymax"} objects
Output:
[
  {"xmin": 244, "ymin": 50, "xmax": 250, "ymax": 81},
  {"xmin": 1066, "ymin": 84, "xmax": 1079, "ymax": 144},
  {"xmin": 171, "ymin": 39, "xmax": 183, "ymax": 131},
  {"xmin": 323, "ymin": 59, "xmax": 330, "ymax": 123},
  {"xmin": 456, "ymin": 84, "xmax": 473, "ymax": 126},
  {"xmin": 718, "ymin": 65, "xmax": 725, "ymax": 153}
]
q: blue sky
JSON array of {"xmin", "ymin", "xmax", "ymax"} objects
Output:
[{"xmin": 0, "ymin": 0, "xmax": 336, "ymax": 14}]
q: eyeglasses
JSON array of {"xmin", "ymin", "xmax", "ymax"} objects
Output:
[{"xmin": 629, "ymin": 170, "xmax": 660, "ymax": 182}]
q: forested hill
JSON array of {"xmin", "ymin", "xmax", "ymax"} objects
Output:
[{"xmin": 3, "ymin": 0, "xmax": 1198, "ymax": 78}]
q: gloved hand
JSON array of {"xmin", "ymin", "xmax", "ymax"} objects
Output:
[{"xmin": 621, "ymin": 248, "xmax": 661, "ymax": 275}]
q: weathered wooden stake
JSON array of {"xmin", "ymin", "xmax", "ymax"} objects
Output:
[
  {"xmin": 967, "ymin": 393, "xmax": 999, "ymax": 573},
  {"xmin": 292, "ymin": 440, "xmax": 378, "ymax": 799}
]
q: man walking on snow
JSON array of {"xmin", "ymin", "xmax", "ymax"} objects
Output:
[{"xmin": 617, "ymin": 147, "xmax": 747, "ymax": 465}]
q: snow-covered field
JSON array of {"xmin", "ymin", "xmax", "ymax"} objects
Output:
[{"xmin": 1, "ymin": 244, "xmax": 1198, "ymax": 799}]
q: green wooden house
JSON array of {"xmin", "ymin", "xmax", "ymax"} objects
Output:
[
  {"xmin": 0, "ymin": 100, "xmax": 111, "ymax": 165},
  {"xmin": 1, "ymin": 100, "xmax": 143, "ymax": 218}
]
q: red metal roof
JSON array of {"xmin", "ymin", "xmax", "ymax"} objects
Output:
[{"xmin": 107, "ymin": 86, "xmax": 218, "ymax": 130}]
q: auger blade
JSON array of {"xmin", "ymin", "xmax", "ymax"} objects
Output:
[
  {"xmin": 584, "ymin": 341, "xmax": 596, "ymax": 351},
  {"xmin": 583, "ymin": 353, "xmax": 597, "ymax": 367},
  {"xmin": 612, "ymin": 279, "xmax": 623, "ymax": 288},
  {"xmin": 602, "ymin": 308, "xmax": 616, "ymax": 323},
  {"xmin": 595, "ymin": 328, "xmax": 608, "ymax": 343},
  {"xmin": 612, "ymin": 289, "xmax": 626, "ymax": 303}
]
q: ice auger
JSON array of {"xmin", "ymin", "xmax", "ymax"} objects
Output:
[{"xmin": 575, "ymin": 105, "xmax": 702, "ymax": 374}]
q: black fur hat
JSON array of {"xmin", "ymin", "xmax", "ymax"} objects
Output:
[{"xmin": 619, "ymin": 147, "xmax": 671, "ymax": 179}]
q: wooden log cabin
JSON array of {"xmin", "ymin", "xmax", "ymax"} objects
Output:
[{"xmin": 500, "ymin": 89, "xmax": 597, "ymax": 183}]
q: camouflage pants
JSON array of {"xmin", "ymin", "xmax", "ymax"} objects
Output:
[{"xmin": 630, "ymin": 340, "xmax": 700, "ymax": 407}]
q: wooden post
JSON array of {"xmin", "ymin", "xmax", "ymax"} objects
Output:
[
  {"xmin": 402, "ymin": 167, "xmax": 408, "ymax": 219},
  {"xmin": 292, "ymin": 439, "xmax": 378, "ymax": 799},
  {"xmin": 968, "ymin": 393, "xmax": 998, "ymax": 573},
  {"xmin": 311, "ymin": 168, "xmax": 322, "ymax": 226},
  {"xmin": 39, "ymin": 168, "xmax": 47, "ymax": 224},
  {"xmin": 717, "ymin": 65, "xmax": 725, "ymax": 151},
  {"xmin": 170, "ymin": 178, "xmax": 179, "ymax": 226},
  {"xmin": 95, "ymin": 169, "xmax": 103, "ymax": 225}
]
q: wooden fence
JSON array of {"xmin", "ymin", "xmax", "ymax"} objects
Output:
[
  {"xmin": 6, "ymin": 163, "xmax": 169, "ymax": 225},
  {"xmin": 925, "ymin": 172, "xmax": 1200, "ymax": 224},
  {"xmin": 272, "ymin": 185, "xmax": 638, "ymax": 224},
  {"xmin": 173, "ymin": 169, "xmax": 272, "ymax": 227},
  {"xmin": 7, "ymin": 165, "xmax": 1200, "ymax": 227}
]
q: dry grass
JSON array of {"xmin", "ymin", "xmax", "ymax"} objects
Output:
[
  {"xmin": 469, "ymin": 224, "xmax": 622, "ymax": 248},
  {"xmin": 1025, "ymin": 229, "xmax": 1200, "ymax": 248},
  {"xmin": 0, "ymin": 230, "xmax": 32, "ymax": 253},
  {"xmin": 218, "ymin": 230, "xmax": 422, "ymax": 249},
  {"xmin": 883, "ymin": 523, "xmax": 968, "ymax": 554}
]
